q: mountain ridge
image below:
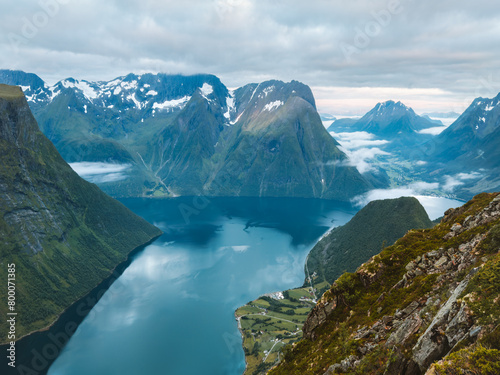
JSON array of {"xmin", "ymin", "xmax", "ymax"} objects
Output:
[{"xmin": 0, "ymin": 69, "xmax": 373, "ymax": 201}]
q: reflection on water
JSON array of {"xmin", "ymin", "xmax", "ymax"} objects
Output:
[
  {"xmin": 47, "ymin": 196, "xmax": 461, "ymax": 375},
  {"xmin": 48, "ymin": 197, "xmax": 356, "ymax": 375}
]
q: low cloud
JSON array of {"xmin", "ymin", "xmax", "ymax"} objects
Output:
[
  {"xmin": 330, "ymin": 131, "xmax": 390, "ymax": 149},
  {"xmin": 443, "ymin": 172, "xmax": 482, "ymax": 192},
  {"xmin": 352, "ymin": 181, "xmax": 439, "ymax": 206},
  {"xmin": 418, "ymin": 126, "xmax": 448, "ymax": 135},
  {"xmin": 352, "ymin": 181, "xmax": 462, "ymax": 220},
  {"xmin": 69, "ymin": 162, "xmax": 131, "ymax": 183},
  {"xmin": 328, "ymin": 131, "xmax": 390, "ymax": 174},
  {"xmin": 339, "ymin": 146, "xmax": 390, "ymax": 174}
]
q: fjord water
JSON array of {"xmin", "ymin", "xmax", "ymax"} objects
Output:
[
  {"xmin": 47, "ymin": 197, "xmax": 356, "ymax": 375},
  {"xmin": 47, "ymin": 196, "xmax": 462, "ymax": 375}
]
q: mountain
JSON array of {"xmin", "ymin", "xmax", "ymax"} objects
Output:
[
  {"xmin": 326, "ymin": 118, "xmax": 358, "ymax": 132},
  {"xmin": 320, "ymin": 113, "xmax": 337, "ymax": 121},
  {"xmin": 326, "ymin": 101, "xmax": 438, "ymax": 160},
  {"xmin": 344, "ymin": 100, "xmax": 436, "ymax": 137},
  {"xmin": 269, "ymin": 192, "xmax": 500, "ymax": 375},
  {"xmin": 421, "ymin": 115, "xmax": 443, "ymax": 125},
  {"xmin": 306, "ymin": 197, "xmax": 433, "ymax": 284},
  {"xmin": 427, "ymin": 93, "xmax": 500, "ymax": 196},
  {"xmin": 434, "ymin": 93, "xmax": 500, "ymax": 167},
  {"xmin": 0, "ymin": 84, "xmax": 162, "ymax": 342},
  {"xmin": 0, "ymin": 70, "xmax": 372, "ymax": 200}
]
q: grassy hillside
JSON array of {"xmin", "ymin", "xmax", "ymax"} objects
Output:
[
  {"xmin": 306, "ymin": 197, "xmax": 433, "ymax": 284},
  {"xmin": 0, "ymin": 85, "xmax": 162, "ymax": 341},
  {"xmin": 269, "ymin": 192, "xmax": 500, "ymax": 374}
]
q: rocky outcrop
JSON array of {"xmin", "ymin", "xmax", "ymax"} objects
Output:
[
  {"xmin": 271, "ymin": 193, "xmax": 500, "ymax": 375},
  {"xmin": 303, "ymin": 295, "xmax": 337, "ymax": 340}
]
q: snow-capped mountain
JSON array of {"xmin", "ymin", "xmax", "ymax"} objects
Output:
[
  {"xmin": 434, "ymin": 92, "xmax": 500, "ymax": 167},
  {"xmin": 3, "ymin": 70, "xmax": 231, "ymax": 120},
  {"xmin": 0, "ymin": 69, "xmax": 373, "ymax": 200},
  {"xmin": 353, "ymin": 100, "xmax": 436, "ymax": 137}
]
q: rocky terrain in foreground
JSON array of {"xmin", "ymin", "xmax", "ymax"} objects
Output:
[{"xmin": 269, "ymin": 192, "xmax": 500, "ymax": 374}]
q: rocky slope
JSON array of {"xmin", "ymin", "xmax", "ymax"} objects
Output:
[
  {"xmin": 306, "ymin": 197, "xmax": 433, "ymax": 284},
  {"xmin": 0, "ymin": 84, "xmax": 162, "ymax": 341},
  {"xmin": 269, "ymin": 192, "xmax": 500, "ymax": 374},
  {"xmin": 0, "ymin": 70, "xmax": 373, "ymax": 200}
]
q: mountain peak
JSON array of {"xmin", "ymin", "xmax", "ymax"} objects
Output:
[
  {"xmin": 354, "ymin": 100, "xmax": 432, "ymax": 137},
  {"xmin": 373, "ymin": 100, "xmax": 412, "ymax": 114}
]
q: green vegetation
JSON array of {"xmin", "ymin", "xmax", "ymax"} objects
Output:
[
  {"xmin": 307, "ymin": 196, "xmax": 433, "ymax": 284},
  {"xmin": 235, "ymin": 282, "xmax": 329, "ymax": 375},
  {"xmin": 0, "ymin": 84, "xmax": 24, "ymax": 100},
  {"xmin": 269, "ymin": 192, "xmax": 500, "ymax": 375},
  {"xmin": 0, "ymin": 88, "xmax": 162, "ymax": 342},
  {"xmin": 434, "ymin": 345, "xmax": 500, "ymax": 375}
]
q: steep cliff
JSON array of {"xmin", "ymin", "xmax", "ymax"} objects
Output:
[
  {"xmin": 270, "ymin": 192, "xmax": 500, "ymax": 374},
  {"xmin": 0, "ymin": 84, "xmax": 162, "ymax": 342}
]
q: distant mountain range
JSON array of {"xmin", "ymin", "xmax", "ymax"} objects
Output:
[
  {"xmin": 326, "ymin": 96, "xmax": 500, "ymax": 198},
  {"xmin": 352, "ymin": 100, "xmax": 437, "ymax": 137},
  {"xmin": 0, "ymin": 70, "xmax": 374, "ymax": 201},
  {"xmin": 422, "ymin": 111, "xmax": 460, "ymax": 118}
]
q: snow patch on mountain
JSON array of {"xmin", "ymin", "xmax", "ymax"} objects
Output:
[
  {"xmin": 152, "ymin": 96, "xmax": 191, "ymax": 111},
  {"xmin": 224, "ymin": 91, "xmax": 236, "ymax": 121},
  {"xmin": 121, "ymin": 80, "xmax": 138, "ymax": 91},
  {"xmin": 200, "ymin": 83, "xmax": 213, "ymax": 97},
  {"xmin": 62, "ymin": 79, "xmax": 98, "ymax": 101},
  {"xmin": 263, "ymin": 100, "xmax": 283, "ymax": 112},
  {"xmin": 127, "ymin": 94, "xmax": 144, "ymax": 110}
]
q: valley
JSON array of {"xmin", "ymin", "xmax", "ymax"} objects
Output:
[{"xmin": 1, "ymin": 73, "xmax": 499, "ymax": 375}]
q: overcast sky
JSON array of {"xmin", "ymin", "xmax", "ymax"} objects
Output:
[{"xmin": 1, "ymin": 0, "xmax": 499, "ymax": 114}]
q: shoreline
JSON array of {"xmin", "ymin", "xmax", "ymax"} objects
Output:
[{"xmin": 1, "ymin": 233, "xmax": 161, "ymax": 374}]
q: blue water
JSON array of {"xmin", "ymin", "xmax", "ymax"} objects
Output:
[
  {"xmin": 47, "ymin": 197, "xmax": 356, "ymax": 375},
  {"xmin": 47, "ymin": 195, "xmax": 462, "ymax": 375}
]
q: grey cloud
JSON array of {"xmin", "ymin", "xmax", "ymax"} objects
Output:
[{"xmin": 1, "ymin": 0, "xmax": 499, "ymax": 112}]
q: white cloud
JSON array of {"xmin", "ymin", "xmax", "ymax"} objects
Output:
[
  {"xmin": 69, "ymin": 162, "xmax": 131, "ymax": 183},
  {"xmin": 328, "ymin": 131, "xmax": 390, "ymax": 173},
  {"xmin": 330, "ymin": 131, "xmax": 390, "ymax": 149},
  {"xmin": 2, "ymin": 1, "xmax": 500, "ymax": 115},
  {"xmin": 442, "ymin": 172, "xmax": 482, "ymax": 192},
  {"xmin": 418, "ymin": 126, "xmax": 448, "ymax": 135},
  {"xmin": 352, "ymin": 182, "xmax": 462, "ymax": 220},
  {"xmin": 338, "ymin": 146, "xmax": 390, "ymax": 174}
]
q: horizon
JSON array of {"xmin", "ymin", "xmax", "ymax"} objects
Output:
[
  {"xmin": 2, "ymin": 1, "xmax": 499, "ymax": 116},
  {"xmin": 1, "ymin": 67, "xmax": 485, "ymax": 117}
]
